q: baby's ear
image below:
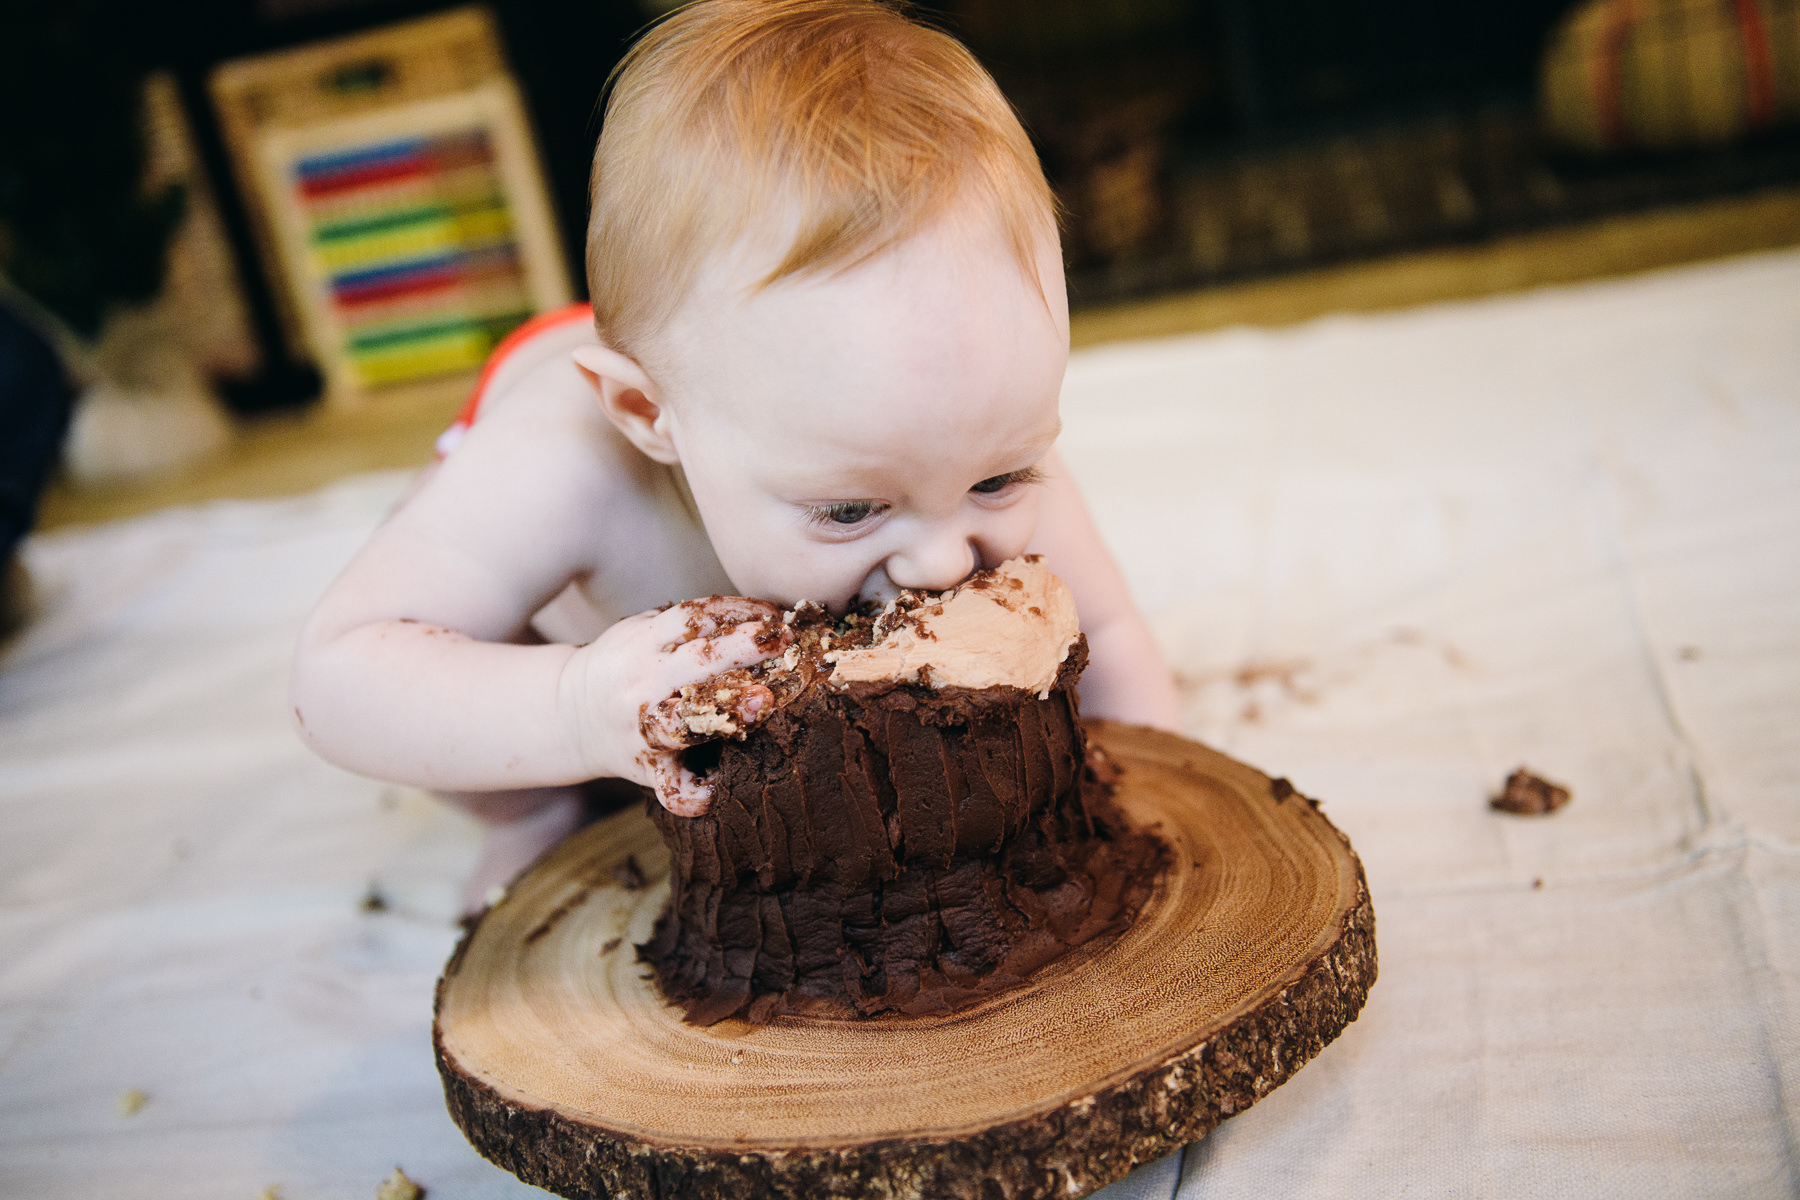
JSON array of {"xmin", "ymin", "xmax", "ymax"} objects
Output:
[{"xmin": 571, "ymin": 344, "xmax": 680, "ymax": 465}]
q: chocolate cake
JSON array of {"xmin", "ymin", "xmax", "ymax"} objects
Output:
[{"xmin": 640, "ymin": 557, "xmax": 1167, "ymax": 1026}]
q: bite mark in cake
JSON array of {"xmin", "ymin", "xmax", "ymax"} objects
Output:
[
  {"xmin": 644, "ymin": 556, "xmax": 1082, "ymax": 799},
  {"xmin": 824, "ymin": 554, "xmax": 1079, "ymax": 696}
]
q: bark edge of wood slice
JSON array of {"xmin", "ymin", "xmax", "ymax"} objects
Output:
[{"xmin": 435, "ymin": 721, "xmax": 1377, "ymax": 1200}]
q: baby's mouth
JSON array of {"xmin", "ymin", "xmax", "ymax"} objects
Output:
[
  {"xmin": 849, "ymin": 564, "xmax": 905, "ymax": 611},
  {"xmin": 849, "ymin": 561, "xmax": 979, "ymax": 613}
]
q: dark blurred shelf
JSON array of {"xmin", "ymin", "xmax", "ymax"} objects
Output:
[
  {"xmin": 1069, "ymin": 112, "xmax": 1800, "ymax": 308},
  {"xmin": 931, "ymin": 0, "xmax": 1800, "ymax": 308}
]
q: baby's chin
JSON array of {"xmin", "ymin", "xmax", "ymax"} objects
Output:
[
  {"xmin": 736, "ymin": 564, "xmax": 983, "ymax": 617},
  {"xmin": 845, "ymin": 563, "xmax": 991, "ymax": 613},
  {"xmin": 729, "ymin": 567, "xmax": 894, "ymax": 617},
  {"xmin": 723, "ymin": 578, "xmax": 862, "ymax": 618}
]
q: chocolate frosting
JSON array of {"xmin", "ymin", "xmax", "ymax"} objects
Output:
[{"xmin": 641, "ymin": 639, "xmax": 1169, "ymax": 1025}]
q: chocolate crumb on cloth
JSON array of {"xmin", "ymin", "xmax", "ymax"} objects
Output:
[
  {"xmin": 637, "ymin": 556, "xmax": 1169, "ymax": 1026},
  {"xmin": 374, "ymin": 1166, "xmax": 425, "ymax": 1200},
  {"xmin": 611, "ymin": 855, "xmax": 647, "ymax": 890},
  {"xmin": 1491, "ymin": 767, "xmax": 1572, "ymax": 815}
]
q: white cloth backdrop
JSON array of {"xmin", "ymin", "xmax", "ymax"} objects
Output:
[{"xmin": 2, "ymin": 248, "xmax": 1796, "ymax": 1198}]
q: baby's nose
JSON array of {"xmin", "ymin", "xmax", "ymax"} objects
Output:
[{"xmin": 883, "ymin": 533, "xmax": 976, "ymax": 595}]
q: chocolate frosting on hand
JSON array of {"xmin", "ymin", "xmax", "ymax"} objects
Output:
[{"xmin": 636, "ymin": 596, "xmax": 793, "ymax": 817}]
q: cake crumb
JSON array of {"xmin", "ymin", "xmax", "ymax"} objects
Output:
[
  {"xmin": 117, "ymin": 1088, "xmax": 148, "ymax": 1116},
  {"xmin": 1270, "ymin": 777, "xmax": 1295, "ymax": 803},
  {"xmin": 614, "ymin": 855, "xmax": 647, "ymax": 890},
  {"xmin": 1491, "ymin": 768, "xmax": 1571, "ymax": 815},
  {"xmin": 257, "ymin": 1186, "xmax": 283, "ymax": 1200},
  {"xmin": 375, "ymin": 1167, "xmax": 425, "ymax": 1200},
  {"xmin": 1083, "ymin": 743, "xmax": 1121, "ymax": 787},
  {"xmin": 359, "ymin": 881, "xmax": 388, "ymax": 913}
]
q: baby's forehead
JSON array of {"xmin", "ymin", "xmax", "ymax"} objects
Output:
[{"xmin": 695, "ymin": 187, "xmax": 1050, "ymax": 307}]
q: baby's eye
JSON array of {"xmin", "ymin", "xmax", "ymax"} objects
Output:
[
  {"xmin": 807, "ymin": 500, "xmax": 887, "ymax": 527},
  {"xmin": 970, "ymin": 466, "xmax": 1045, "ymax": 495}
]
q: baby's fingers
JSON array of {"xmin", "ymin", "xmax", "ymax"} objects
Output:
[
  {"xmin": 657, "ymin": 595, "xmax": 787, "ymax": 649},
  {"xmin": 662, "ymin": 617, "xmax": 792, "ymax": 682},
  {"xmin": 641, "ymin": 693, "xmax": 693, "ymax": 751},
  {"xmin": 625, "ymin": 596, "xmax": 796, "ymax": 818},
  {"xmin": 638, "ymin": 748, "xmax": 713, "ymax": 816},
  {"xmin": 642, "ymin": 677, "xmax": 779, "ymax": 751}
]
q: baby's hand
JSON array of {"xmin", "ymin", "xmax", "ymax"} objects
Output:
[{"xmin": 571, "ymin": 596, "xmax": 790, "ymax": 817}]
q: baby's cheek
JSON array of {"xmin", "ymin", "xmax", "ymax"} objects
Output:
[
  {"xmin": 742, "ymin": 544, "xmax": 870, "ymax": 614},
  {"xmin": 982, "ymin": 503, "xmax": 1042, "ymax": 566}
]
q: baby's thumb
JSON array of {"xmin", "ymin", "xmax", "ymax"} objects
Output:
[{"xmin": 642, "ymin": 747, "xmax": 712, "ymax": 817}]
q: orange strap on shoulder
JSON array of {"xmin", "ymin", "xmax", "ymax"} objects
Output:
[{"xmin": 437, "ymin": 302, "xmax": 595, "ymax": 456}]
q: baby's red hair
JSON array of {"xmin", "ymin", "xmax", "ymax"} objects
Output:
[{"xmin": 587, "ymin": 0, "xmax": 1057, "ymax": 360}]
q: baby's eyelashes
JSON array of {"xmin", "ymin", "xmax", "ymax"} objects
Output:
[
  {"xmin": 806, "ymin": 500, "xmax": 889, "ymax": 527},
  {"xmin": 803, "ymin": 468, "xmax": 1044, "ymax": 528},
  {"xmin": 969, "ymin": 466, "xmax": 1046, "ymax": 495}
]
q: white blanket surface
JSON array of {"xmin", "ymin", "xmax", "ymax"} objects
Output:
[{"xmin": 3, "ymin": 249, "xmax": 1796, "ymax": 1198}]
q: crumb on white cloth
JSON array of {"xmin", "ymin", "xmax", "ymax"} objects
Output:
[
  {"xmin": 375, "ymin": 1166, "xmax": 425, "ymax": 1200},
  {"xmin": 256, "ymin": 1186, "xmax": 283, "ymax": 1200},
  {"xmin": 1490, "ymin": 767, "xmax": 1572, "ymax": 815},
  {"xmin": 117, "ymin": 1088, "xmax": 148, "ymax": 1116}
]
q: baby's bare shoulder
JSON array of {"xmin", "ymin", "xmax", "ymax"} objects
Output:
[
  {"xmin": 452, "ymin": 355, "xmax": 637, "ymax": 492},
  {"xmin": 402, "ymin": 350, "xmax": 707, "ymax": 604}
]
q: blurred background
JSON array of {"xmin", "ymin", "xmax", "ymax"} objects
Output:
[{"xmin": 3, "ymin": 0, "xmax": 1800, "ymax": 551}]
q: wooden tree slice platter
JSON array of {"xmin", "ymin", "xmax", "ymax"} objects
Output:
[{"xmin": 436, "ymin": 722, "xmax": 1376, "ymax": 1200}]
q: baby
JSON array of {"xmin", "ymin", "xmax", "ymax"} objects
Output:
[{"xmin": 290, "ymin": 0, "xmax": 1180, "ymax": 911}]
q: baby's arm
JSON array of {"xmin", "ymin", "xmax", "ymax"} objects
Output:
[
  {"xmin": 290, "ymin": 378, "xmax": 777, "ymax": 800},
  {"xmin": 1028, "ymin": 450, "xmax": 1182, "ymax": 732}
]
